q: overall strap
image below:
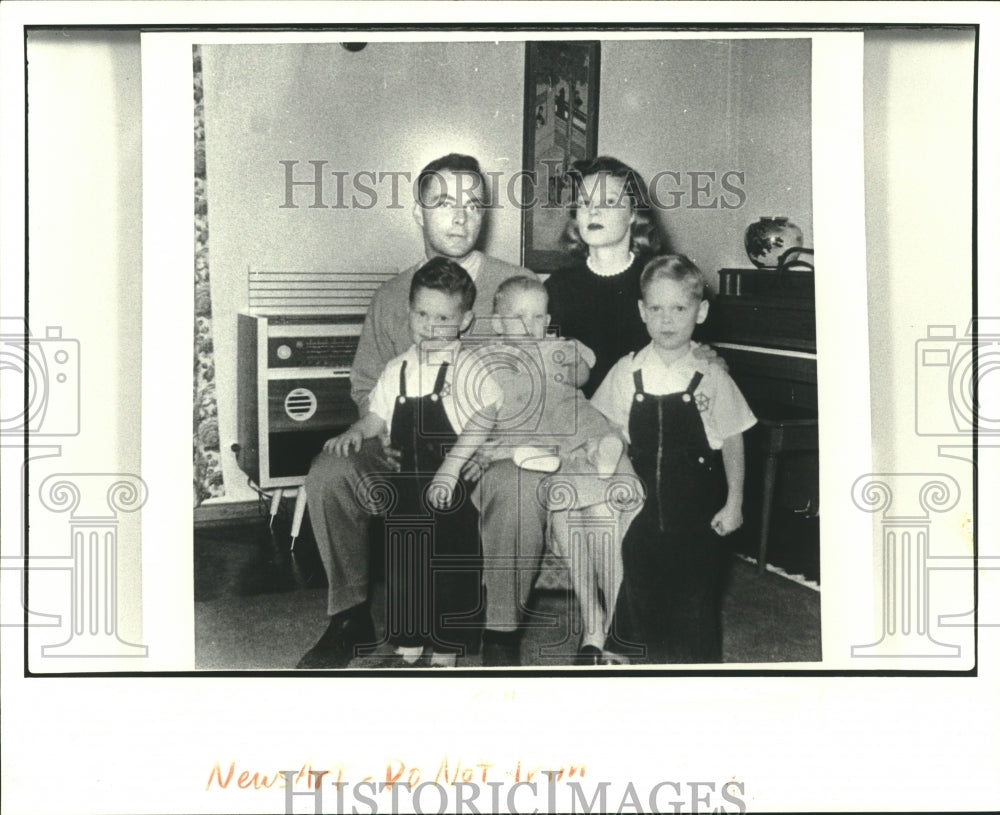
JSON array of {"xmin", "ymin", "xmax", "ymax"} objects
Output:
[
  {"xmin": 432, "ymin": 360, "xmax": 450, "ymax": 394},
  {"xmin": 685, "ymin": 371, "xmax": 704, "ymax": 395},
  {"xmin": 398, "ymin": 360, "xmax": 408, "ymax": 397},
  {"xmin": 632, "ymin": 369, "xmax": 645, "ymax": 394}
]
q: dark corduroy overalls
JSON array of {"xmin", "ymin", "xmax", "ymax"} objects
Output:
[
  {"xmin": 612, "ymin": 369, "xmax": 726, "ymax": 663},
  {"xmin": 384, "ymin": 360, "xmax": 482, "ymax": 655}
]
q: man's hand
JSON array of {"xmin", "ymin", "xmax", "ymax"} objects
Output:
[
  {"xmin": 692, "ymin": 342, "xmax": 729, "ymax": 373},
  {"xmin": 324, "ymin": 428, "xmax": 364, "ymax": 456}
]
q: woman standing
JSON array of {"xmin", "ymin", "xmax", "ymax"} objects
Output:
[
  {"xmin": 545, "ymin": 156, "xmax": 664, "ymax": 396},
  {"xmin": 537, "ymin": 156, "xmax": 663, "ymax": 663}
]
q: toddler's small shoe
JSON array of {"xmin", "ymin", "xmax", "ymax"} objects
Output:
[
  {"xmin": 600, "ymin": 650, "xmax": 630, "ymax": 666},
  {"xmin": 512, "ymin": 446, "xmax": 561, "ymax": 473},
  {"xmin": 428, "ymin": 652, "xmax": 458, "ymax": 668}
]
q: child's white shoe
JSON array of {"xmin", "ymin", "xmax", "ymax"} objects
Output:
[
  {"xmin": 429, "ymin": 652, "xmax": 458, "ymax": 668},
  {"xmin": 512, "ymin": 446, "xmax": 561, "ymax": 473}
]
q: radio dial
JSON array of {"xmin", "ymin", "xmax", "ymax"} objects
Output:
[{"xmin": 276, "ymin": 344, "xmax": 293, "ymax": 361}]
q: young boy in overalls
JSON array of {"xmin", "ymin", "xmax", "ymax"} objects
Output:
[
  {"xmin": 323, "ymin": 257, "xmax": 502, "ymax": 667},
  {"xmin": 592, "ymin": 255, "xmax": 757, "ymax": 663}
]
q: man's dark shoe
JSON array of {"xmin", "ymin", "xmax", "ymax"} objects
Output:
[
  {"xmin": 363, "ymin": 651, "xmax": 430, "ymax": 669},
  {"xmin": 573, "ymin": 644, "xmax": 602, "ymax": 666},
  {"xmin": 296, "ymin": 604, "xmax": 376, "ymax": 669},
  {"xmin": 481, "ymin": 630, "xmax": 521, "ymax": 667}
]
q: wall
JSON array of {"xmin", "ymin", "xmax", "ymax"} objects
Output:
[
  {"xmin": 862, "ymin": 29, "xmax": 975, "ymax": 618},
  {"xmin": 600, "ymin": 38, "xmax": 813, "ymax": 285},
  {"xmin": 21, "ymin": 30, "xmax": 144, "ymax": 642},
  {"xmin": 863, "ymin": 30, "xmax": 974, "ymax": 470},
  {"xmin": 202, "ymin": 41, "xmax": 525, "ymax": 502}
]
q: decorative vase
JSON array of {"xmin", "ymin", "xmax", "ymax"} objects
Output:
[{"xmin": 744, "ymin": 217, "xmax": 804, "ymax": 268}]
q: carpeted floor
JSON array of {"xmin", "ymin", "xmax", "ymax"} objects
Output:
[{"xmin": 194, "ymin": 511, "xmax": 821, "ymax": 670}]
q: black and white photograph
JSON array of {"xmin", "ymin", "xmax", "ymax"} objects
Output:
[
  {"xmin": 2, "ymin": 3, "xmax": 997, "ymax": 814},
  {"xmin": 188, "ymin": 35, "xmax": 822, "ymax": 671}
]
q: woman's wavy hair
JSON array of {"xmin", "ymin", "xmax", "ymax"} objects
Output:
[{"xmin": 561, "ymin": 156, "xmax": 663, "ymax": 257}]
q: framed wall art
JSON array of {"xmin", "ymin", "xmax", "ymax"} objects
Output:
[{"xmin": 521, "ymin": 41, "xmax": 600, "ymax": 272}]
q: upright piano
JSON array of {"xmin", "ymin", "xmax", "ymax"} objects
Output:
[{"xmin": 702, "ymin": 267, "xmax": 819, "ymax": 574}]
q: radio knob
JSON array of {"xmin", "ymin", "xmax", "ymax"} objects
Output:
[{"xmin": 276, "ymin": 344, "xmax": 292, "ymax": 361}]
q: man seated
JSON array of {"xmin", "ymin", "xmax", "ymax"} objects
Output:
[{"xmin": 298, "ymin": 153, "xmax": 538, "ymax": 668}]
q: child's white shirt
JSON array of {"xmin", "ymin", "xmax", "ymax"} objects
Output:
[
  {"xmin": 591, "ymin": 341, "xmax": 757, "ymax": 448},
  {"xmin": 368, "ymin": 340, "xmax": 504, "ymax": 434}
]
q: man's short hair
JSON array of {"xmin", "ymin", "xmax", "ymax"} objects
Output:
[{"xmin": 416, "ymin": 153, "xmax": 488, "ymax": 207}]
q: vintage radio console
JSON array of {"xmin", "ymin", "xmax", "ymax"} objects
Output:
[{"xmin": 237, "ymin": 313, "xmax": 362, "ymax": 488}]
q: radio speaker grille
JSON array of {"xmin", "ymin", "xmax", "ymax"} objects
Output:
[{"xmin": 284, "ymin": 387, "xmax": 318, "ymax": 421}]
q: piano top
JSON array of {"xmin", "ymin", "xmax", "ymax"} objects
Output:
[
  {"xmin": 713, "ymin": 341, "xmax": 816, "ymax": 361},
  {"xmin": 705, "ymin": 267, "xmax": 817, "ymax": 354},
  {"xmin": 711, "ymin": 341, "xmax": 817, "ymax": 418}
]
